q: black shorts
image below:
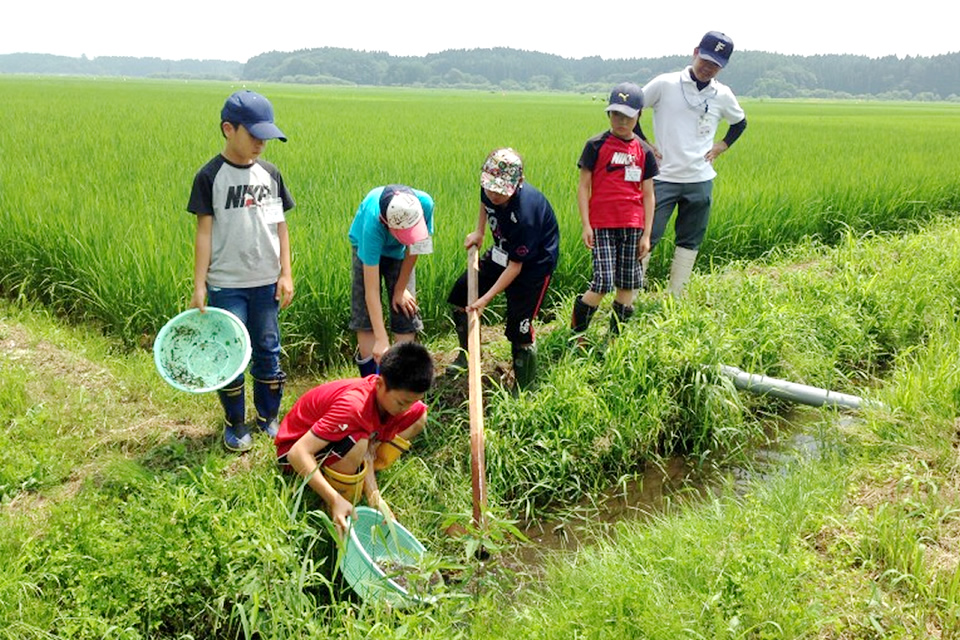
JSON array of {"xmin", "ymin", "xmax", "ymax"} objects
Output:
[{"xmin": 447, "ymin": 251, "xmax": 552, "ymax": 346}]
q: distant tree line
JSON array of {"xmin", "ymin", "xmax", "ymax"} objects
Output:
[
  {"xmin": 4, "ymin": 48, "xmax": 960, "ymax": 100},
  {"xmin": 0, "ymin": 53, "xmax": 242, "ymax": 82}
]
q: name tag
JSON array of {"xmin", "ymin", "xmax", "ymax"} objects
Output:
[
  {"xmin": 697, "ymin": 113, "xmax": 713, "ymax": 137},
  {"xmin": 624, "ymin": 166, "xmax": 643, "ymax": 182},
  {"xmin": 409, "ymin": 237, "xmax": 433, "ymax": 255},
  {"xmin": 259, "ymin": 197, "xmax": 285, "ymax": 224},
  {"xmin": 491, "ymin": 246, "xmax": 509, "ymax": 267}
]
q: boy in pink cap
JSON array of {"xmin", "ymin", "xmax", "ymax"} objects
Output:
[{"xmin": 348, "ymin": 185, "xmax": 435, "ymax": 376}]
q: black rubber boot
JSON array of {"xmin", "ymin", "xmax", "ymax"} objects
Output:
[
  {"xmin": 571, "ymin": 295, "xmax": 598, "ymax": 334},
  {"xmin": 609, "ymin": 301, "xmax": 635, "ymax": 336},
  {"xmin": 447, "ymin": 309, "xmax": 469, "ymax": 374},
  {"xmin": 254, "ymin": 372, "xmax": 285, "ymax": 438},
  {"xmin": 512, "ymin": 343, "xmax": 538, "ymax": 392}
]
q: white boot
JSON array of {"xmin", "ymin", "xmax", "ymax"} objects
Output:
[{"xmin": 667, "ymin": 247, "xmax": 698, "ymax": 297}]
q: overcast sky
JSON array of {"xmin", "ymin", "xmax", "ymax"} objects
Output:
[{"xmin": 6, "ymin": 1, "xmax": 956, "ymax": 62}]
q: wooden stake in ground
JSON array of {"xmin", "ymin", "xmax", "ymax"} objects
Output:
[{"xmin": 467, "ymin": 246, "xmax": 487, "ymax": 530}]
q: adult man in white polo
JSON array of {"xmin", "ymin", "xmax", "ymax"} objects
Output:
[{"xmin": 639, "ymin": 31, "xmax": 747, "ymax": 296}]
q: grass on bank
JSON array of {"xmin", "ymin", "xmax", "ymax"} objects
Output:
[{"xmin": 3, "ymin": 216, "xmax": 960, "ymax": 637}]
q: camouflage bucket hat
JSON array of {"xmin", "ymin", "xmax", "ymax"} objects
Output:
[{"xmin": 480, "ymin": 148, "xmax": 524, "ymax": 196}]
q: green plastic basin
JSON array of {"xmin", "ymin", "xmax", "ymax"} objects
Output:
[
  {"xmin": 341, "ymin": 506, "xmax": 431, "ymax": 605},
  {"xmin": 153, "ymin": 308, "xmax": 251, "ymax": 393}
]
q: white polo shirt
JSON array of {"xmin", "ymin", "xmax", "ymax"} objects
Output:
[{"xmin": 643, "ymin": 67, "xmax": 745, "ymax": 183}]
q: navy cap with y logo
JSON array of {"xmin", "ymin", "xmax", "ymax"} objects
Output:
[
  {"xmin": 697, "ymin": 31, "xmax": 734, "ymax": 67},
  {"xmin": 605, "ymin": 82, "xmax": 644, "ymax": 118}
]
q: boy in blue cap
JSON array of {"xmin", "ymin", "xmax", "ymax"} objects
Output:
[
  {"xmin": 571, "ymin": 82, "xmax": 659, "ymax": 339},
  {"xmin": 348, "ymin": 185, "xmax": 435, "ymax": 376},
  {"xmin": 187, "ymin": 90, "xmax": 295, "ymax": 452}
]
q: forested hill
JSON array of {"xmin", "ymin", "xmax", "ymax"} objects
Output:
[{"xmin": 4, "ymin": 48, "xmax": 959, "ymax": 100}]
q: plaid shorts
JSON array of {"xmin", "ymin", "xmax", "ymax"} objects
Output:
[{"xmin": 588, "ymin": 227, "xmax": 643, "ymax": 293}]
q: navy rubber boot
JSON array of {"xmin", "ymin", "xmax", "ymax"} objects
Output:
[
  {"xmin": 511, "ymin": 343, "xmax": 538, "ymax": 392},
  {"xmin": 571, "ymin": 295, "xmax": 598, "ymax": 334},
  {"xmin": 356, "ymin": 353, "xmax": 378, "ymax": 377},
  {"xmin": 218, "ymin": 379, "xmax": 252, "ymax": 452},
  {"xmin": 254, "ymin": 373, "xmax": 285, "ymax": 438}
]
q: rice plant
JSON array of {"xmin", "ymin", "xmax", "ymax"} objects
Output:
[{"xmin": 3, "ymin": 77, "xmax": 959, "ymax": 368}]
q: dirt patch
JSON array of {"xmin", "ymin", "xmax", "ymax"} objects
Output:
[
  {"xmin": 0, "ymin": 318, "xmax": 214, "ymax": 517},
  {"xmin": 429, "ymin": 323, "xmax": 520, "ymax": 405},
  {"xmin": 824, "ymin": 453, "xmax": 960, "ymax": 577},
  {"xmin": 0, "ymin": 321, "xmax": 113, "ymax": 395}
]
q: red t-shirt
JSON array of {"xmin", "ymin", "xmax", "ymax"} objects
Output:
[
  {"xmin": 274, "ymin": 375, "xmax": 426, "ymax": 464},
  {"xmin": 577, "ymin": 131, "xmax": 658, "ymax": 229}
]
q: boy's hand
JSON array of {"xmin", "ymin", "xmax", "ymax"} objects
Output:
[
  {"xmin": 464, "ymin": 231, "xmax": 484, "ymax": 249},
  {"xmin": 466, "ymin": 295, "xmax": 489, "ymax": 314},
  {"xmin": 391, "ymin": 288, "xmax": 418, "ymax": 318},
  {"xmin": 189, "ymin": 286, "xmax": 206, "ymax": 312},
  {"xmin": 276, "ymin": 274, "xmax": 294, "ymax": 309},
  {"xmin": 637, "ymin": 237, "xmax": 651, "ymax": 260},
  {"xmin": 581, "ymin": 225, "xmax": 595, "ymax": 249},
  {"xmin": 372, "ymin": 336, "xmax": 390, "ymax": 364},
  {"xmin": 331, "ymin": 495, "xmax": 355, "ymax": 537}
]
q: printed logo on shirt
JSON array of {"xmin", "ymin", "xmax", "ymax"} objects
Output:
[
  {"xmin": 515, "ymin": 245, "xmax": 529, "ymax": 257},
  {"xmin": 488, "ymin": 214, "xmax": 501, "ymax": 240},
  {"xmin": 225, "ymin": 184, "xmax": 273, "ymax": 210},
  {"xmin": 609, "ymin": 152, "xmax": 636, "ymax": 167}
]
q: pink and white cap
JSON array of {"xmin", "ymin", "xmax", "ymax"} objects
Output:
[{"xmin": 380, "ymin": 186, "xmax": 428, "ymax": 246}]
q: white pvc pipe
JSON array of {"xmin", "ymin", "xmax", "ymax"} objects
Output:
[{"xmin": 718, "ymin": 364, "xmax": 874, "ymax": 410}]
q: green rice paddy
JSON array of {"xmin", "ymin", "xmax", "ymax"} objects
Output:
[{"xmin": 3, "ymin": 77, "xmax": 959, "ymax": 367}]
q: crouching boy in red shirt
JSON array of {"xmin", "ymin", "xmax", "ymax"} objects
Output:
[{"xmin": 275, "ymin": 342, "xmax": 433, "ymax": 534}]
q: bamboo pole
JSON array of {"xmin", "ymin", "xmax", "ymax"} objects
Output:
[{"xmin": 467, "ymin": 246, "xmax": 487, "ymax": 529}]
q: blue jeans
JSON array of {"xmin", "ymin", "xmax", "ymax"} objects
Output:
[
  {"xmin": 207, "ymin": 283, "xmax": 282, "ymax": 384},
  {"xmin": 649, "ymin": 180, "xmax": 714, "ymax": 251}
]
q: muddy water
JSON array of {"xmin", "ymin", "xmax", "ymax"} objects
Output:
[
  {"xmin": 510, "ymin": 456, "xmax": 702, "ymax": 567},
  {"xmin": 509, "ymin": 409, "xmax": 835, "ymax": 567}
]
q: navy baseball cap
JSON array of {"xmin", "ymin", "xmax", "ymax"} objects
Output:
[
  {"xmin": 606, "ymin": 82, "xmax": 644, "ymax": 118},
  {"xmin": 221, "ymin": 90, "xmax": 288, "ymax": 142},
  {"xmin": 697, "ymin": 31, "xmax": 734, "ymax": 67}
]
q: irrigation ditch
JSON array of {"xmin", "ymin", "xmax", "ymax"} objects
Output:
[{"xmin": 507, "ymin": 406, "xmax": 846, "ymax": 571}]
